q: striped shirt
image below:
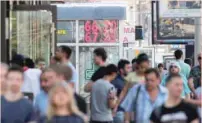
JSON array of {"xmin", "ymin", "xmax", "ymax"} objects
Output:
[{"xmin": 121, "ymin": 84, "xmax": 168, "ymax": 123}]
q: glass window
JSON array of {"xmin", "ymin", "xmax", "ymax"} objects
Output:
[
  {"xmin": 79, "ymin": 20, "xmax": 119, "ymax": 43},
  {"xmin": 79, "ymin": 46, "xmax": 119, "ymax": 94},
  {"xmin": 57, "ymin": 21, "xmax": 76, "ymax": 43},
  {"xmin": 10, "ymin": 10, "xmax": 53, "ymax": 65}
]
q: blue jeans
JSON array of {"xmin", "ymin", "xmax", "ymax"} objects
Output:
[{"xmin": 113, "ymin": 111, "xmax": 124, "ymax": 123}]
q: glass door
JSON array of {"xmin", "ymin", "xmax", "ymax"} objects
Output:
[{"xmin": 10, "ymin": 5, "xmax": 56, "ymax": 65}]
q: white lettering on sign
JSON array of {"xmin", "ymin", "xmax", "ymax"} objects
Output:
[{"xmin": 124, "ymin": 27, "xmax": 135, "ymax": 33}]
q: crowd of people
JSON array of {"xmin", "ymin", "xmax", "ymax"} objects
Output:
[{"xmin": 0, "ymin": 46, "xmax": 201, "ymax": 123}]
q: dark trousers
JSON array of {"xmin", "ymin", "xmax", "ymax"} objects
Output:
[{"xmin": 90, "ymin": 121, "xmax": 113, "ymax": 123}]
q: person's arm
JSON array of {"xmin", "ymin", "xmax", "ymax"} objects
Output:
[
  {"xmin": 116, "ymin": 82, "xmax": 130, "ymax": 107},
  {"xmin": 184, "ymin": 99, "xmax": 202, "ymax": 107},
  {"xmin": 84, "ymin": 81, "xmax": 94, "ymax": 92},
  {"xmin": 124, "ymin": 112, "xmax": 131, "ymax": 123},
  {"xmin": 108, "ymin": 88, "xmax": 118, "ymax": 109},
  {"xmin": 108, "ymin": 97, "xmax": 118, "ymax": 109},
  {"xmin": 188, "ymin": 77, "xmax": 196, "ymax": 93}
]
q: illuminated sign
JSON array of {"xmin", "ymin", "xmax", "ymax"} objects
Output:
[
  {"xmin": 57, "ymin": 30, "xmax": 67, "ymax": 35},
  {"xmin": 84, "ymin": 20, "xmax": 118, "ymax": 43}
]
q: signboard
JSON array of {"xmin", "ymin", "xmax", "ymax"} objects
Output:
[
  {"xmin": 79, "ymin": 20, "xmax": 119, "ymax": 43},
  {"xmin": 159, "ymin": 0, "xmax": 201, "ymax": 17},
  {"xmin": 85, "ymin": 63, "xmax": 96, "ymax": 80},
  {"xmin": 151, "ymin": 1, "xmax": 195, "ymax": 44},
  {"xmin": 120, "ymin": 26, "xmax": 135, "ymax": 43}
]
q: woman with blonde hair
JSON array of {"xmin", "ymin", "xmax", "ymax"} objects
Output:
[{"xmin": 45, "ymin": 83, "xmax": 86, "ymax": 123}]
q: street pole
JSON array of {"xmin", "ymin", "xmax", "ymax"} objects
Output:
[{"xmin": 194, "ymin": 17, "xmax": 202, "ymax": 65}]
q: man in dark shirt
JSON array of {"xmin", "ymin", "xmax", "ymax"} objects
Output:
[
  {"xmin": 111, "ymin": 59, "xmax": 131, "ymax": 123},
  {"xmin": 84, "ymin": 47, "xmax": 107, "ymax": 92},
  {"xmin": 1, "ymin": 65, "xmax": 36, "ymax": 123},
  {"xmin": 150, "ymin": 74, "xmax": 199, "ymax": 123},
  {"xmin": 189, "ymin": 53, "xmax": 201, "ymax": 98}
]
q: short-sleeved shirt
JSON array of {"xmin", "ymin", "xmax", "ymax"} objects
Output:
[
  {"xmin": 67, "ymin": 62, "xmax": 78, "ymax": 84},
  {"xmin": 91, "ymin": 79, "xmax": 115, "ymax": 122},
  {"xmin": 176, "ymin": 60, "xmax": 191, "ymax": 79},
  {"xmin": 150, "ymin": 100, "xmax": 199, "ymax": 123},
  {"xmin": 121, "ymin": 84, "xmax": 168, "ymax": 123},
  {"xmin": 1, "ymin": 96, "xmax": 36, "ymax": 123},
  {"xmin": 189, "ymin": 65, "xmax": 201, "ymax": 89},
  {"xmin": 44, "ymin": 115, "xmax": 84, "ymax": 123},
  {"xmin": 124, "ymin": 72, "xmax": 145, "ymax": 86},
  {"xmin": 34, "ymin": 90, "xmax": 49, "ymax": 116},
  {"xmin": 91, "ymin": 66, "xmax": 106, "ymax": 82}
]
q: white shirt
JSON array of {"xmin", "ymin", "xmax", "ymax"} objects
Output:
[{"xmin": 21, "ymin": 68, "xmax": 41, "ymax": 99}]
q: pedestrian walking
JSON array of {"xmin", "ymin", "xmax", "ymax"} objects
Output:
[
  {"xmin": 150, "ymin": 74, "xmax": 200, "ymax": 123},
  {"xmin": 91, "ymin": 64, "xmax": 118, "ymax": 123},
  {"xmin": 161, "ymin": 62, "xmax": 191, "ymax": 98},
  {"xmin": 121, "ymin": 68, "xmax": 168, "ymax": 123},
  {"xmin": 84, "ymin": 47, "xmax": 107, "ymax": 92},
  {"xmin": 188, "ymin": 53, "xmax": 201, "ymax": 98},
  {"xmin": 1, "ymin": 65, "xmax": 36, "ymax": 123},
  {"xmin": 45, "ymin": 83, "xmax": 85, "ymax": 123},
  {"xmin": 174, "ymin": 49, "xmax": 191, "ymax": 78},
  {"xmin": 56, "ymin": 46, "xmax": 77, "ymax": 89},
  {"xmin": 111, "ymin": 59, "xmax": 131, "ymax": 123}
]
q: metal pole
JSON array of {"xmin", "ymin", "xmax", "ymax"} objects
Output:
[{"xmin": 194, "ymin": 17, "xmax": 201, "ymax": 65}]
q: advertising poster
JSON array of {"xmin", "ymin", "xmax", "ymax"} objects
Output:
[{"xmin": 159, "ymin": 0, "xmax": 201, "ymax": 17}]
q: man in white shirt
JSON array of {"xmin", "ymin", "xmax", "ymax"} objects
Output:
[
  {"xmin": 21, "ymin": 58, "xmax": 41, "ymax": 99},
  {"xmin": 56, "ymin": 46, "xmax": 78, "ymax": 91}
]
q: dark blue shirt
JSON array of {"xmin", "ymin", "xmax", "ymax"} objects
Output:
[
  {"xmin": 111, "ymin": 74, "xmax": 125, "ymax": 111},
  {"xmin": 44, "ymin": 115, "xmax": 84, "ymax": 123},
  {"xmin": 1, "ymin": 96, "xmax": 36, "ymax": 123}
]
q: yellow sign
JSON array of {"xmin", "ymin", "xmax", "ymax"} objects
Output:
[{"xmin": 57, "ymin": 30, "xmax": 66, "ymax": 35}]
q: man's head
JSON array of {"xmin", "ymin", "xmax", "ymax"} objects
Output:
[
  {"xmin": 166, "ymin": 74, "xmax": 183, "ymax": 98},
  {"xmin": 145, "ymin": 68, "xmax": 160, "ymax": 91},
  {"xmin": 184, "ymin": 58, "xmax": 192, "ymax": 68},
  {"xmin": 105, "ymin": 64, "xmax": 118, "ymax": 81},
  {"xmin": 93, "ymin": 48, "xmax": 107, "ymax": 66},
  {"xmin": 35, "ymin": 58, "xmax": 46, "ymax": 70},
  {"xmin": 0, "ymin": 63, "xmax": 8, "ymax": 93},
  {"xmin": 174, "ymin": 49, "xmax": 183, "ymax": 60},
  {"xmin": 40, "ymin": 64, "xmax": 72, "ymax": 92},
  {"xmin": 157, "ymin": 63, "xmax": 164, "ymax": 72},
  {"xmin": 6, "ymin": 65, "xmax": 24, "ymax": 93},
  {"xmin": 56, "ymin": 46, "xmax": 72, "ymax": 61},
  {"xmin": 169, "ymin": 62, "xmax": 181, "ymax": 74},
  {"xmin": 118, "ymin": 59, "xmax": 131, "ymax": 76},
  {"xmin": 198, "ymin": 53, "xmax": 202, "ymax": 67},
  {"xmin": 131, "ymin": 58, "xmax": 137, "ymax": 71},
  {"xmin": 136, "ymin": 53, "xmax": 150, "ymax": 74},
  {"xmin": 24, "ymin": 58, "xmax": 35, "ymax": 68}
]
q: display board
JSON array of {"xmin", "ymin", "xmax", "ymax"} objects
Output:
[
  {"xmin": 79, "ymin": 20, "xmax": 119, "ymax": 43},
  {"xmin": 152, "ymin": 1, "xmax": 195, "ymax": 44},
  {"xmin": 159, "ymin": 0, "xmax": 201, "ymax": 18}
]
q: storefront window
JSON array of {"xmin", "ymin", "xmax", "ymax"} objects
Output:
[
  {"xmin": 79, "ymin": 46, "xmax": 119, "ymax": 94},
  {"xmin": 57, "ymin": 21, "xmax": 76, "ymax": 43},
  {"xmin": 79, "ymin": 20, "xmax": 119, "ymax": 43},
  {"xmin": 10, "ymin": 10, "xmax": 53, "ymax": 65}
]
